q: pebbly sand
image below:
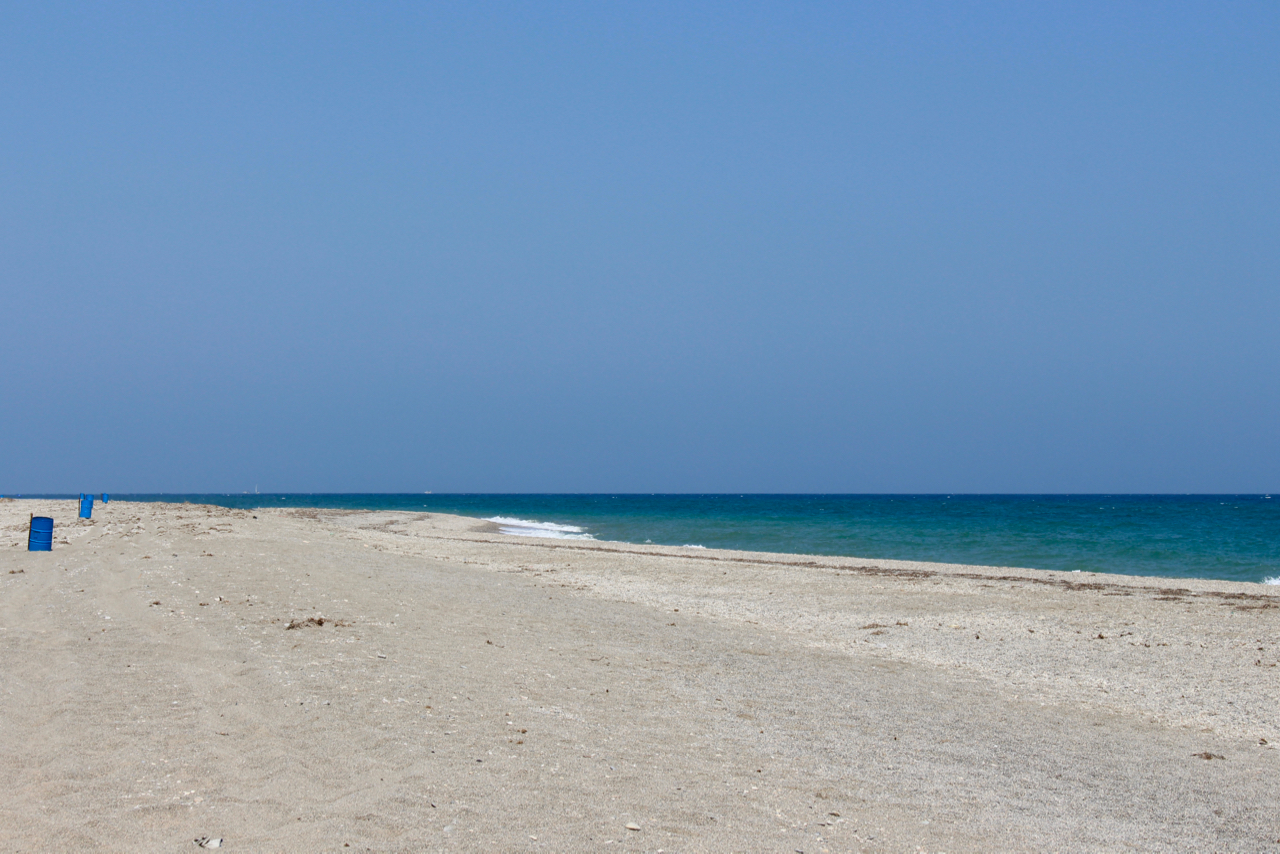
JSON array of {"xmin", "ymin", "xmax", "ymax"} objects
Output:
[{"xmin": 1, "ymin": 499, "xmax": 1277, "ymax": 852}]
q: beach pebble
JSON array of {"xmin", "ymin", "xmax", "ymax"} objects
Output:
[{"xmin": 625, "ymin": 823, "xmax": 641, "ymax": 831}]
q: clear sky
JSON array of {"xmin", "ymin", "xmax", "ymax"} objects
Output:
[{"xmin": 2, "ymin": 2, "xmax": 1277, "ymax": 493}]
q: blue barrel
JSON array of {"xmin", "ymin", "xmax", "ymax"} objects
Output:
[
  {"xmin": 79, "ymin": 494, "xmax": 93, "ymax": 519},
  {"xmin": 28, "ymin": 517, "xmax": 53, "ymax": 551},
  {"xmin": 102, "ymin": 493, "xmax": 109, "ymax": 503}
]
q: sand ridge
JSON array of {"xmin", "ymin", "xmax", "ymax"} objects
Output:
[{"xmin": 1, "ymin": 499, "xmax": 1277, "ymax": 852}]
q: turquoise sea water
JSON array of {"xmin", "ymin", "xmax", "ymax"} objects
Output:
[{"xmin": 77, "ymin": 494, "xmax": 1280, "ymax": 585}]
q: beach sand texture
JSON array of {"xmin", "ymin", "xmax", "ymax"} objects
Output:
[{"xmin": 1, "ymin": 499, "xmax": 1277, "ymax": 852}]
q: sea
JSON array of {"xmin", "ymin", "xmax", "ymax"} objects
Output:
[{"xmin": 50, "ymin": 493, "xmax": 1280, "ymax": 586}]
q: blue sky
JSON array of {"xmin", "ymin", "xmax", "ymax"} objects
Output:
[{"xmin": 2, "ymin": 2, "xmax": 1277, "ymax": 493}]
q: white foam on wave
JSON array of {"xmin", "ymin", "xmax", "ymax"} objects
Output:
[
  {"xmin": 682, "ymin": 544, "xmax": 707, "ymax": 549},
  {"xmin": 1264, "ymin": 576, "xmax": 1280, "ymax": 585},
  {"xmin": 486, "ymin": 516, "xmax": 594, "ymax": 540}
]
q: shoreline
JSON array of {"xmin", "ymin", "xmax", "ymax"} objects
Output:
[
  {"xmin": 2, "ymin": 499, "xmax": 1278, "ymax": 851},
  {"xmin": 8, "ymin": 493, "xmax": 1279, "ymax": 585}
]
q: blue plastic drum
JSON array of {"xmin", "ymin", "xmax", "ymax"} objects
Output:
[
  {"xmin": 79, "ymin": 495, "xmax": 93, "ymax": 519},
  {"xmin": 28, "ymin": 517, "xmax": 54, "ymax": 551}
]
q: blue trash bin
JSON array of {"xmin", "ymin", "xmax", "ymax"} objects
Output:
[
  {"xmin": 102, "ymin": 493, "xmax": 109, "ymax": 503},
  {"xmin": 79, "ymin": 494, "xmax": 93, "ymax": 519},
  {"xmin": 29, "ymin": 517, "xmax": 54, "ymax": 551}
]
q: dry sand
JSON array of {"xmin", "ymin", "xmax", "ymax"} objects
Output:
[{"xmin": 1, "ymin": 499, "xmax": 1277, "ymax": 853}]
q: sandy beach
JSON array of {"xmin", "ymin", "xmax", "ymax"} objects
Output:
[{"xmin": 1, "ymin": 499, "xmax": 1277, "ymax": 852}]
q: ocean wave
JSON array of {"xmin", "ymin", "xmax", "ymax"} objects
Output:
[
  {"xmin": 486, "ymin": 516, "xmax": 594, "ymax": 540},
  {"xmin": 1264, "ymin": 576, "xmax": 1280, "ymax": 585}
]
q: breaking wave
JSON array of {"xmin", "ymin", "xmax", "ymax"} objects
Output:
[{"xmin": 486, "ymin": 516, "xmax": 594, "ymax": 540}]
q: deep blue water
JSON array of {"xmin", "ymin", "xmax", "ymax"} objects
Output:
[{"xmin": 52, "ymin": 493, "xmax": 1280, "ymax": 584}]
